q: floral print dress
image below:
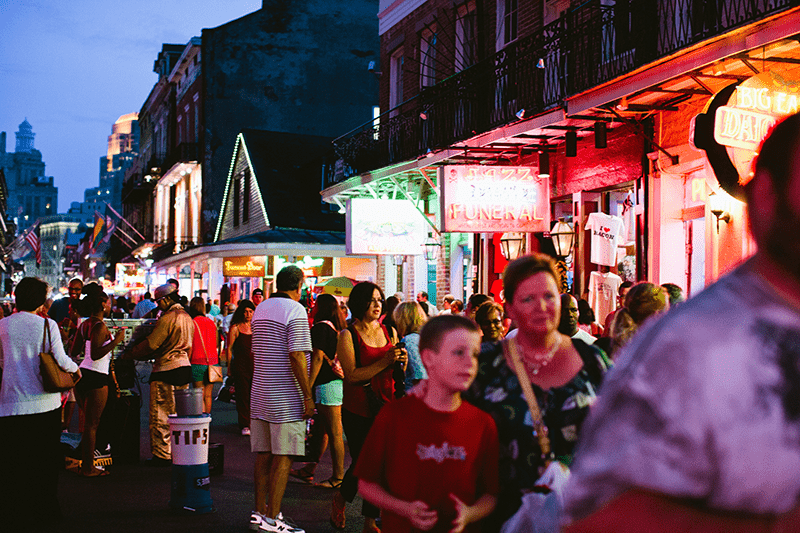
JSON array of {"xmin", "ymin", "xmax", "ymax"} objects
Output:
[{"xmin": 463, "ymin": 339, "xmax": 612, "ymax": 527}]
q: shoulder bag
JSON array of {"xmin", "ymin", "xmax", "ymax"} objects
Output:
[
  {"xmin": 500, "ymin": 337, "xmax": 570, "ymax": 533},
  {"xmin": 40, "ymin": 318, "xmax": 80, "ymax": 392},
  {"xmin": 317, "ymin": 321, "xmax": 344, "ymax": 379},
  {"xmin": 196, "ymin": 321, "xmax": 223, "ymax": 383}
]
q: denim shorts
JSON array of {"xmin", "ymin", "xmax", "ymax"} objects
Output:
[{"xmin": 314, "ymin": 380, "xmax": 343, "ymax": 406}]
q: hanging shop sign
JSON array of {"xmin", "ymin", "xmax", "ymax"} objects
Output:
[
  {"xmin": 346, "ymin": 198, "xmax": 427, "ymax": 255},
  {"xmin": 115, "ymin": 263, "xmax": 146, "ymax": 291},
  {"xmin": 439, "ymin": 165, "xmax": 550, "ymax": 233},
  {"xmin": 693, "ymin": 71, "xmax": 800, "ymax": 201},
  {"xmin": 223, "ymin": 256, "xmax": 265, "ymax": 277},
  {"xmin": 273, "ymin": 256, "xmax": 333, "ymax": 278}
]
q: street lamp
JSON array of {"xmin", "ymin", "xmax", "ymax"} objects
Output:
[
  {"xmin": 550, "ymin": 218, "xmax": 574, "ymax": 258},
  {"xmin": 423, "ymin": 236, "xmax": 441, "ymax": 262},
  {"xmin": 708, "ymin": 191, "xmax": 731, "ymax": 234},
  {"xmin": 499, "ymin": 232, "xmax": 526, "ymax": 261}
]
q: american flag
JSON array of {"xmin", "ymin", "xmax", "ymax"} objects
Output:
[{"xmin": 24, "ymin": 223, "xmax": 41, "ymax": 266}]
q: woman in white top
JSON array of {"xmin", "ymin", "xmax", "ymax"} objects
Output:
[
  {"xmin": 0, "ymin": 277, "xmax": 80, "ymax": 527},
  {"xmin": 69, "ymin": 284, "xmax": 124, "ymax": 476}
]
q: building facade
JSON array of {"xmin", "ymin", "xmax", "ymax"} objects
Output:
[
  {"xmin": 323, "ymin": 0, "xmax": 800, "ymax": 309},
  {"xmin": 0, "ymin": 119, "xmax": 58, "ymax": 233}
]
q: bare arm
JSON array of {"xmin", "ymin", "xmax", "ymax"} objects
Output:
[
  {"xmin": 359, "ymin": 479, "xmax": 438, "ymax": 531},
  {"xmin": 225, "ymin": 324, "xmax": 239, "ymax": 365},
  {"xmin": 337, "ymin": 329, "xmax": 396, "ymax": 386},
  {"xmin": 563, "ymin": 490, "xmax": 800, "ymax": 533},
  {"xmin": 309, "ymin": 348, "xmax": 325, "ymax": 388},
  {"xmin": 90, "ymin": 322, "xmax": 124, "ymax": 360},
  {"xmin": 289, "ymin": 350, "xmax": 314, "ymax": 418}
]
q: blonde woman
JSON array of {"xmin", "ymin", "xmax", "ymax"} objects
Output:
[
  {"xmin": 393, "ymin": 301, "xmax": 428, "ymax": 391},
  {"xmin": 609, "ymin": 282, "xmax": 669, "ymax": 358}
]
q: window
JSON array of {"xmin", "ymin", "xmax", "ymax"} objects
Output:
[
  {"xmin": 389, "ymin": 47, "xmax": 404, "ymax": 111},
  {"xmin": 420, "ymin": 27, "xmax": 437, "ymax": 88},
  {"xmin": 233, "ymin": 178, "xmax": 240, "ymax": 227},
  {"xmin": 455, "ymin": 1, "xmax": 478, "ymax": 71},
  {"xmin": 242, "ymin": 169, "xmax": 250, "ymax": 223},
  {"xmin": 497, "ymin": 0, "xmax": 518, "ymax": 51}
]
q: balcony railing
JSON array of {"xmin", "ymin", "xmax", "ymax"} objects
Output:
[
  {"xmin": 164, "ymin": 142, "xmax": 199, "ymax": 172},
  {"xmin": 330, "ymin": 0, "xmax": 794, "ymax": 183},
  {"xmin": 151, "ymin": 240, "xmax": 197, "ymax": 263}
]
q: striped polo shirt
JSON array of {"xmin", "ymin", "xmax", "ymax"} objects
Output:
[{"xmin": 250, "ymin": 293, "xmax": 312, "ymax": 424}]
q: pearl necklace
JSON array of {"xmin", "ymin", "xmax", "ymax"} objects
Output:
[{"xmin": 521, "ymin": 338, "xmax": 560, "ymax": 375}]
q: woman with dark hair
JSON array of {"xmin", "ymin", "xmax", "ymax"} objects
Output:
[
  {"xmin": 292, "ymin": 293, "xmax": 348, "ymax": 487},
  {"xmin": 188, "ymin": 296, "xmax": 220, "ymax": 414},
  {"xmin": 70, "ymin": 283, "xmax": 125, "ymax": 476},
  {"xmin": 228, "ymin": 299, "xmax": 256, "ymax": 435},
  {"xmin": 379, "ymin": 295, "xmax": 400, "ymax": 335},
  {"xmin": 331, "ymin": 282, "xmax": 407, "ymax": 533},
  {"xmin": 609, "ymin": 281, "xmax": 669, "ymax": 358},
  {"xmin": 475, "ymin": 300, "xmax": 506, "ymax": 343},
  {"xmin": 0, "ymin": 278, "xmax": 80, "ymax": 526},
  {"xmin": 577, "ymin": 298, "xmax": 604, "ymax": 337},
  {"xmin": 461, "ymin": 254, "xmax": 612, "ymax": 529}
]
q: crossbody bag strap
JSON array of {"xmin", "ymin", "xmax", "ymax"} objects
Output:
[
  {"xmin": 195, "ymin": 321, "xmax": 210, "ymax": 365},
  {"xmin": 505, "ymin": 337, "xmax": 553, "ymax": 465},
  {"xmin": 316, "ymin": 321, "xmax": 339, "ymax": 367},
  {"xmin": 42, "ymin": 317, "xmax": 49, "ymax": 353}
]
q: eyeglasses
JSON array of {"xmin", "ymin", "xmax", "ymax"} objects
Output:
[{"xmin": 369, "ymin": 298, "xmax": 384, "ymax": 305}]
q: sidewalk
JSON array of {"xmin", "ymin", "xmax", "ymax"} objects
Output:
[{"xmin": 57, "ymin": 364, "xmax": 368, "ymax": 533}]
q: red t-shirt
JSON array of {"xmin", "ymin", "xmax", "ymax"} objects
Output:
[
  {"xmin": 355, "ymin": 395, "xmax": 500, "ymax": 533},
  {"xmin": 190, "ymin": 315, "xmax": 219, "ymax": 365}
]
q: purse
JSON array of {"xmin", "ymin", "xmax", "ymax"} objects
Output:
[
  {"xmin": 39, "ymin": 319, "xmax": 80, "ymax": 393},
  {"xmin": 196, "ymin": 322, "xmax": 223, "ymax": 383},
  {"xmin": 501, "ymin": 337, "xmax": 570, "ymax": 533}
]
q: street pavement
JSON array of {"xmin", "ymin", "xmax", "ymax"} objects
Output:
[{"xmin": 55, "ymin": 364, "xmax": 369, "ymax": 533}]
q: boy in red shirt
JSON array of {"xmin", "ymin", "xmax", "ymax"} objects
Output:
[{"xmin": 355, "ymin": 315, "xmax": 499, "ymax": 533}]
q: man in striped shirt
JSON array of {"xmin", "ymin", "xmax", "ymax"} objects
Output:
[{"xmin": 249, "ymin": 266, "xmax": 313, "ymax": 533}]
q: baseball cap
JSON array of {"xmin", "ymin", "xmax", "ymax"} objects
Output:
[{"xmin": 154, "ymin": 284, "xmax": 177, "ymax": 301}]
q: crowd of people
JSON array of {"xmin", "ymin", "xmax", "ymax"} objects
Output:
[{"xmin": 2, "ymin": 115, "xmax": 800, "ymax": 532}]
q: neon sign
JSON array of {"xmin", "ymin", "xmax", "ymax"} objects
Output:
[{"xmin": 439, "ymin": 166, "xmax": 550, "ymax": 233}]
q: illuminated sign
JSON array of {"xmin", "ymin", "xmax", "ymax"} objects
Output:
[
  {"xmin": 273, "ymin": 256, "xmax": 332, "ymax": 277},
  {"xmin": 115, "ymin": 263, "xmax": 145, "ymax": 290},
  {"xmin": 223, "ymin": 256, "xmax": 265, "ymax": 277},
  {"xmin": 439, "ymin": 165, "xmax": 550, "ymax": 233},
  {"xmin": 346, "ymin": 199, "xmax": 427, "ymax": 255},
  {"xmin": 695, "ymin": 72, "xmax": 800, "ymax": 200}
]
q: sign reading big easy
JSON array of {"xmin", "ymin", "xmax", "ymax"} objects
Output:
[
  {"xmin": 223, "ymin": 256, "xmax": 265, "ymax": 277},
  {"xmin": 439, "ymin": 165, "xmax": 550, "ymax": 233}
]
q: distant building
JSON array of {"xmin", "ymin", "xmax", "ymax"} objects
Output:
[
  {"xmin": 22, "ymin": 214, "xmax": 81, "ymax": 290},
  {"xmin": 81, "ymin": 113, "xmax": 139, "ymax": 216},
  {"xmin": 123, "ymin": 0, "xmax": 379, "ymax": 254},
  {"xmin": 0, "ymin": 119, "xmax": 58, "ymax": 233}
]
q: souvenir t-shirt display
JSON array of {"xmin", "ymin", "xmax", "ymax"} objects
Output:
[
  {"xmin": 586, "ymin": 212, "xmax": 625, "ymax": 267},
  {"xmin": 588, "ymin": 270, "xmax": 623, "ymax": 325}
]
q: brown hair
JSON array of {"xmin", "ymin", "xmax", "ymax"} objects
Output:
[
  {"xmin": 418, "ymin": 314, "xmax": 481, "ymax": 354},
  {"xmin": 502, "ymin": 253, "xmax": 560, "ymax": 304}
]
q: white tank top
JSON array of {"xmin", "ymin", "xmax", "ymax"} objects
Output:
[{"xmin": 79, "ymin": 321, "xmax": 112, "ymax": 375}]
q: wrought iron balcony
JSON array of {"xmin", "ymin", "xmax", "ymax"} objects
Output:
[
  {"xmin": 164, "ymin": 142, "xmax": 199, "ymax": 171},
  {"xmin": 151, "ymin": 240, "xmax": 197, "ymax": 263},
  {"xmin": 331, "ymin": 0, "xmax": 794, "ymax": 183}
]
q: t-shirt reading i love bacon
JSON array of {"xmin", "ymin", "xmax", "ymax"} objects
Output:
[
  {"xmin": 586, "ymin": 212, "xmax": 625, "ymax": 267},
  {"xmin": 355, "ymin": 395, "xmax": 499, "ymax": 533}
]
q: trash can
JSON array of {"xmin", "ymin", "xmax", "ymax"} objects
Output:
[{"xmin": 168, "ymin": 414, "xmax": 214, "ymax": 513}]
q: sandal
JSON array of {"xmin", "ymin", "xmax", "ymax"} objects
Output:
[
  {"xmin": 316, "ymin": 477, "xmax": 343, "ymax": 489},
  {"xmin": 289, "ymin": 466, "xmax": 314, "ymax": 484}
]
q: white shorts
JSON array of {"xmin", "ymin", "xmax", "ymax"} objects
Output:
[{"xmin": 250, "ymin": 418, "xmax": 306, "ymax": 455}]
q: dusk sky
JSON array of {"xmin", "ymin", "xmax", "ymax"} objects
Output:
[{"xmin": 1, "ymin": 0, "xmax": 262, "ymax": 213}]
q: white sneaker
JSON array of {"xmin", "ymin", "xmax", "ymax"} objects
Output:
[
  {"xmin": 242, "ymin": 427, "xmax": 251, "ymax": 436},
  {"xmin": 250, "ymin": 511, "xmax": 267, "ymax": 531},
  {"xmin": 259, "ymin": 515, "xmax": 305, "ymax": 533}
]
